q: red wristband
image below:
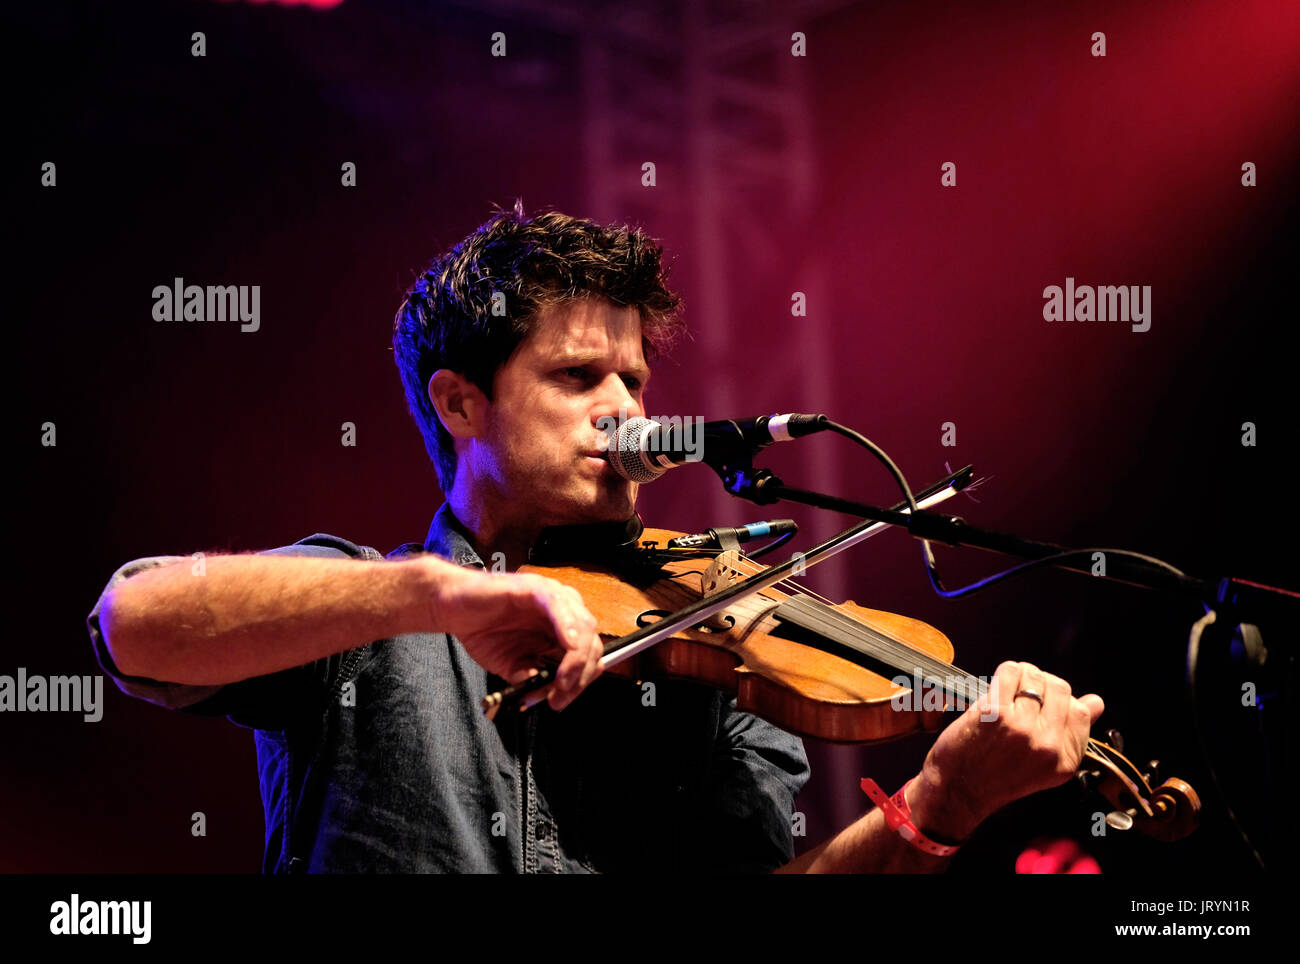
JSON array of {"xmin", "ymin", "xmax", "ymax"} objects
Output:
[{"xmin": 860, "ymin": 777, "xmax": 963, "ymax": 857}]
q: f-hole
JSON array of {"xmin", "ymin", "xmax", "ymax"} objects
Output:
[{"xmin": 636, "ymin": 608, "xmax": 734, "ymax": 633}]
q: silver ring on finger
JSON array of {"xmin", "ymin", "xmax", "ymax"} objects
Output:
[{"xmin": 1014, "ymin": 688, "xmax": 1044, "ymax": 707}]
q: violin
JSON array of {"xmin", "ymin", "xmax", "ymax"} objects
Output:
[{"xmin": 486, "ymin": 519, "xmax": 1202, "ymax": 843}]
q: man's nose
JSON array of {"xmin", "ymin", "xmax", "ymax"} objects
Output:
[{"xmin": 593, "ymin": 374, "xmax": 644, "ymax": 418}]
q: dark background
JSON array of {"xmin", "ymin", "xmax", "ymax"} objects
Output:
[{"xmin": 7, "ymin": 0, "xmax": 1296, "ymax": 873}]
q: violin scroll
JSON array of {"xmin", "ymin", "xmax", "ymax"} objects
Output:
[{"xmin": 1079, "ymin": 733, "xmax": 1201, "ymax": 841}]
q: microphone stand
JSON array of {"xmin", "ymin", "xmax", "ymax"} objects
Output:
[{"xmin": 719, "ymin": 460, "xmax": 1217, "ymax": 599}]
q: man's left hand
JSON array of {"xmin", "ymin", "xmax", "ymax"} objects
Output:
[{"xmin": 905, "ymin": 660, "xmax": 1105, "ymax": 843}]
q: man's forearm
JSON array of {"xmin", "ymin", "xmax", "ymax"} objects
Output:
[
  {"xmin": 778, "ymin": 808, "xmax": 951, "ymax": 873},
  {"xmin": 776, "ymin": 769, "xmax": 983, "ymax": 873},
  {"xmin": 99, "ymin": 554, "xmax": 450, "ymax": 685}
]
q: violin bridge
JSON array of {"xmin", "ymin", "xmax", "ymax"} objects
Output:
[
  {"xmin": 694, "ymin": 550, "xmax": 748, "ymax": 632},
  {"xmin": 701, "ymin": 550, "xmax": 746, "ymax": 596}
]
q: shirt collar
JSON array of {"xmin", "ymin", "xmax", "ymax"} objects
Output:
[
  {"xmin": 424, "ymin": 502, "xmax": 486, "ymax": 570},
  {"xmin": 422, "ymin": 502, "xmax": 646, "ymax": 569}
]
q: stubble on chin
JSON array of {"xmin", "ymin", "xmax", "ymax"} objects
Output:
[{"xmin": 581, "ymin": 475, "xmax": 637, "ymax": 522}]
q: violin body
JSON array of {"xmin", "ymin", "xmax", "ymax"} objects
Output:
[{"xmin": 521, "ymin": 526, "xmax": 956, "ymax": 744}]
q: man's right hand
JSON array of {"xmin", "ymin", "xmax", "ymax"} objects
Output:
[{"xmin": 425, "ymin": 562, "xmax": 604, "ymax": 711}]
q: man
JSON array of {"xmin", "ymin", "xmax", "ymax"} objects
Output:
[{"xmin": 88, "ymin": 202, "xmax": 1103, "ymax": 873}]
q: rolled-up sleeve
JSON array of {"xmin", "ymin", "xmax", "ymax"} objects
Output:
[
  {"xmin": 703, "ymin": 697, "xmax": 811, "ymax": 872},
  {"xmin": 86, "ymin": 535, "xmax": 380, "ymax": 728},
  {"xmin": 87, "ymin": 554, "xmax": 226, "ymax": 711}
]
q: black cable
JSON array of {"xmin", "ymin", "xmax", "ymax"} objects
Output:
[
  {"xmin": 744, "ymin": 527, "xmax": 796, "ymax": 560},
  {"xmin": 821, "ymin": 420, "xmax": 919, "ymax": 512},
  {"xmin": 924, "ymin": 546, "xmax": 1189, "ymax": 599},
  {"xmin": 821, "ymin": 419, "xmax": 942, "ymax": 585},
  {"xmin": 818, "ymin": 420, "xmax": 1191, "ymax": 603},
  {"xmin": 1187, "ymin": 612, "xmax": 1268, "ymax": 870}
]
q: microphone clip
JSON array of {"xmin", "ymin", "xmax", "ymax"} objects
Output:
[{"xmin": 716, "ymin": 460, "xmax": 785, "ymax": 505}]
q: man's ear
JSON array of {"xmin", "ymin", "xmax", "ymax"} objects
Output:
[{"xmin": 428, "ymin": 369, "xmax": 488, "ymax": 439}]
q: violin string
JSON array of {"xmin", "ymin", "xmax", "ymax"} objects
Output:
[
  {"xmin": 685, "ymin": 554, "xmax": 983, "ymax": 703},
  {"xmin": 698, "ymin": 550, "xmax": 928, "ymax": 656},
  {"xmin": 791, "ymin": 595, "xmax": 982, "ymax": 700},
  {"xmin": 787, "ymin": 604, "xmax": 985, "ymax": 704},
  {"xmin": 669, "ymin": 556, "xmax": 1123, "ymax": 754},
  {"xmin": 663, "ymin": 547, "xmax": 835, "ymax": 607},
  {"xmin": 721, "ymin": 555, "xmax": 928, "ymax": 651},
  {"xmin": 724, "ymin": 555, "xmax": 977, "ymax": 684},
  {"xmin": 670, "ymin": 548, "xmax": 856, "ymax": 624},
  {"xmin": 649, "ymin": 549, "xmax": 980, "ymax": 702}
]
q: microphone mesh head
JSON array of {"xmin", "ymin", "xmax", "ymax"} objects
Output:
[{"xmin": 610, "ymin": 416, "xmax": 662, "ymax": 483}]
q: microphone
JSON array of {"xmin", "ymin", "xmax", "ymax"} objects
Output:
[
  {"xmin": 666, "ymin": 519, "xmax": 798, "ymax": 550},
  {"xmin": 605, "ymin": 414, "xmax": 827, "ymax": 482}
]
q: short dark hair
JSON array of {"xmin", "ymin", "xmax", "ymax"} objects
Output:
[{"xmin": 393, "ymin": 201, "xmax": 686, "ymax": 489}]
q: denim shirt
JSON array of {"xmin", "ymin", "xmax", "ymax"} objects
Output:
[{"xmin": 86, "ymin": 503, "xmax": 811, "ymax": 873}]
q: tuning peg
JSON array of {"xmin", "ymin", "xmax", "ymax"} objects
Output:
[
  {"xmin": 1076, "ymin": 769, "xmax": 1103, "ymax": 793},
  {"xmin": 1106, "ymin": 808, "xmax": 1138, "ymax": 831},
  {"xmin": 1105, "ymin": 728, "xmax": 1125, "ymax": 753},
  {"xmin": 1143, "ymin": 759, "xmax": 1161, "ymax": 785}
]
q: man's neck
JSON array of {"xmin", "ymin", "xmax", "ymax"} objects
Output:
[{"xmin": 445, "ymin": 477, "xmax": 539, "ymax": 572}]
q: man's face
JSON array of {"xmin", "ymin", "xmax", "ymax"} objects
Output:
[{"xmin": 474, "ymin": 297, "xmax": 650, "ymax": 528}]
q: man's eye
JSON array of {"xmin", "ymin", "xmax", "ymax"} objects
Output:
[
  {"xmin": 622, "ymin": 376, "xmax": 642, "ymax": 390},
  {"xmin": 561, "ymin": 367, "xmax": 588, "ymax": 380}
]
